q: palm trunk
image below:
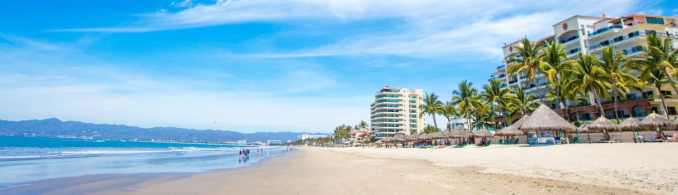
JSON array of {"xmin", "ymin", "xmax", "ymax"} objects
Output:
[
  {"xmin": 656, "ymin": 84, "xmax": 669, "ymax": 116},
  {"xmin": 559, "ymin": 96, "xmax": 570, "ymax": 121},
  {"xmin": 612, "ymin": 90, "xmax": 620, "ymax": 120},
  {"xmin": 445, "ymin": 118, "xmax": 451, "ymax": 131},
  {"xmin": 432, "ymin": 113, "xmax": 438, "ymax": 130},
  {"xmin": 591, "ymin": 89, "xmax": 606, "ymax": 118}
]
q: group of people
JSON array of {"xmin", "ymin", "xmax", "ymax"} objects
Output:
[{"xmin": 238, "ymin": 148, "xmax": 251, "ymax": 163}]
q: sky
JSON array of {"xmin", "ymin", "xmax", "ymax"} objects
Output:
[{"xmin": 0, "ymin": 0, "xmax": 676, "ymax": 132}]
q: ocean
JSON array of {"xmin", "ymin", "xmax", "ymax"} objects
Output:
[{"xmin": 0, "ymin": 135, "xmax": 289, "ymax": 188}]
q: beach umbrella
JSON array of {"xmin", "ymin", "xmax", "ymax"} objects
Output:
[
  {"xmin": 449, "ymin": 130, "xmax": 473, "ymax": 138},
  {"xmin": 495, "ymin": 126, "xmax": 524, "ymax": 136},
  {"xmin": 472, "ymin": 129, "xmax": 494, "ymax": 138},
  {"xmin": 587, "ymin": 116, "xmax": 620, "ymax": 141},
  {"xmin": 392, "ymin": 133, "xmax": 408, "ymax": 142},
  {"xmin": 640, "ymin": 113, "xmax": 675, "ymax": 131},
  {"xmin": 519, "ymin": 104, "xmax": 576, "ymax": 132},
  {"xmin": 586, "ymin": 116, "xmax": 618, "ymax": 132},
  {"xmin": 496, "ymin": 115, "xmax": 528, "ymax": 136},
  {"xmin": 618, "ymin": 117, "xmax": 641, "ymax": 131}
]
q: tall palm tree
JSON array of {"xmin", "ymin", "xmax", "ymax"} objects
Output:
[
  {"xmin": 600, "ymin": 46, "xmax": 640, "ymax": 119},
  {"xmin": 422, "ymin": 93, "xmax": 443, "ymax": 130},
  {"xmin": 452, "ymin": 81, "xmax": 480, "ymax": 130},
  {"xmin": 509, "ymin": 87, "xmax": 540, "ymax": 116},
  {"xmin": 506, "ymin": 38, "xmax": 545, "ymax": 82},
  {"xmin": 566, "ymin": 54, "xmax": 611, "ymax": 117},
  {"xmin": 482, "ymin": 79, "xmax": 510, "ymax": 127},
  {"xmin": 439, "ymin": 101, "xmax": 458, "ymax": 131},
  {"xmin": 541, "ymin": 41, "xmax": 573, "ymax": 110},
  {"xmin": 628, "ymin": 33, "xmax": 678, "ymax": 116}
]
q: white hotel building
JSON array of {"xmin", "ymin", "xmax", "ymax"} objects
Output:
[
  {"xmin": 493, "ymin": 14, "xmax": 678, "ymax": 120},
  {"xmin": 370, "ymin": 86, "xmax": 424, "ymax": 139}
]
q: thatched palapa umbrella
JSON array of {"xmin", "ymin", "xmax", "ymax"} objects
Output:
[
  {"xmin": 640, "ymin": 113, "xmax": 674, "ymax": 130},
  {"xmin": 496, "ymin": 115, "xmax": 528, "ymax": 137},
  {"xmin": 618, "ymin": 117, "xmax": 641, "ymax": 131},
  {"xmin": 472, "ymin": 129, "xmax": 494, "ymax": 138},
  {"xmin": 586, "ymin": 116, "xmax": 619, "ymax": 141},
  {"xmin": 640, "ymin": 113, "xmax": 675, "ymax": 139},
  {"xmin": 519, "ymin": 104, "xmax": 576, "ymax": 132},
  {"xmin": 586, "ymin": 116, "xmax": 618, "ymax": 132}
]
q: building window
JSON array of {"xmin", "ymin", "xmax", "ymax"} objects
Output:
[
  {"xmin": 633, "ymin": 106, "xmax": 647, "ymax": 117},
  {"xmin": 642, "ymin": 91, "xmax": 653, "ymax": 98},
  {"xmin": 661, "ymin": 90, "xmax": 672, "ymax": 97},
  {"xmin": 613, "ymin": 36, "xmax": 624, "ymax": 43},
  {"xmin": 628, "ymin": 31, "xmax": 640, "ymax": 38},
  {"xmin": 568, "ymin": 48, "xmax": 580, "ymax": 54},
  {"xmin": 630, "ymin": 46, "xmax": 644, "ymax": 53},
  {"xmin": 627, "ymin": 93, "xmax": 640, "ymax": 100},
  {"xmin": 646, "ymin": 17, "xmax": 665, "ymax": 25},
  {"xmin": 600, "ymin": 40, "xmax": 610, "ymax": 46}
]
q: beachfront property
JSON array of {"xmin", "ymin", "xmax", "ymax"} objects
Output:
[
  {"xmin": 493, "ymin": 14, "xmax": 678, "ymax": 120},
  {"xmin": 370, "ymin": 86, "xmax": 425, "ymax": 139}
]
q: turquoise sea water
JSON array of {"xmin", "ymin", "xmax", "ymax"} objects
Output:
[{"xmin": 0, "ymin": 136, "xmax": 288, "ymax": 188}]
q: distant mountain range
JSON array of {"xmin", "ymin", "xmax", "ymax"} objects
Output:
[{"xmin": 0, "ymin": 118, "xmax": 325, "ymax": 143}]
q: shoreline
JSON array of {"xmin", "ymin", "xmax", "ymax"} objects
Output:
[{"xmin": 0, "ymin": 149, "xmax": 296, "ymax": 195}]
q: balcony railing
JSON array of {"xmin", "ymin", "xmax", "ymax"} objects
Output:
[{"xmin": 589, "ymin": 25, "xmax": 623, "ymax": 37}]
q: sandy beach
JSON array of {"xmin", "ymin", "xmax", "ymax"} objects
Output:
[{"xmin": 13, "ymin": 143, "xmax": 678, "ymax": 195}]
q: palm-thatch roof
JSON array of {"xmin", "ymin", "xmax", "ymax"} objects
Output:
[
  {"xmin": 392, "ymin": 133, "xmax": 409, "ymax": 142},
  {"xmin": 449, "ymin": 130, "xmax": 473, "ymax": 138},
  {"xmin": 496, "ymin": 115, "xmax": 528, "ymax": 136},
  {"xmin": 472, "ymin": 129, "xmax": 494, "ymax": 137},
  {"xmin": 618, "ymin": 117, "xmax": 641, "ymax": 131},
  {"xmin": 586, "ymin": 116, "xmax": 619, "ymax": 132},
  {"xmin": 577, "ymin": 125, "xmax": 589, "ymax": 132},
  {"xmin": 379, "ymin": 137, "xmax": 393, "ymax": 143},
  {"xmin": 640, "ymin": 113, "xmax": 675, "ymax": 130},
  {"xmin": 519, "ymin": 104, "xmax": 576, "ymax": 132},
  {"xmin": 495, "ymin": 126, "xmax": 524, "ymax": 136},
  {"xmin": 429, "ymin": 131, "xmax": 450, "ymax": 139}
]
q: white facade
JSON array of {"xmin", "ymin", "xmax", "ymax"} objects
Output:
[{"xmin": 370, "ymin": 86, "xmax": 424, "ymax": 139}]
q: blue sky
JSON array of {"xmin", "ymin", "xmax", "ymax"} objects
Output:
[{"xmin": 0, "ymin": 0, "xmax": 675, "ymax": 132}]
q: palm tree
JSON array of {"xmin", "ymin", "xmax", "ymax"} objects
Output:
[
  {"xmin": 600, "ymin": 46, "xmax": 640, "ymax": 120},
  {"xmin": 422, "ymin": 93, "xmax": 443, "ymax": 130},
  {"xmin": 452, "ymin": 81, "xmax": 480, "ymax": 130},
  {"xmin": 498, "ymin": 88, "xmax": 518, "ymax": 125},
  {"xmin": 628, "ymin": 33, "xmax": 678, "ymax": 116},
  {"xmin": 508, "ymin": 87, "xmax": 539, "ymax": 116},
  {"xmin": 471, "ymin": 100, "xmax": 492, "ymax": 129},
  {"xmin": 482, "ymin": 79, "xmax": 510, "ymax": 127},
  {"xmin": 358, "ymin": 120, "xmax": 368, "ymax": 129},
  {"xmin": 439, "ymin": 101, "xmax": 458, "ymax": 131},
  {"xmin": 566, "ymin": 54, "xmax": 611, "ymax": 117},
  {"xmin": 506, "ymin": 38, "xmax": 545, "ymax": 81},
  {"xmin": 541, "ymin": 41, "xmax": 573, "ymax": 111}
]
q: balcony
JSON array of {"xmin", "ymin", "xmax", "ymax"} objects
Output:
[
  {"xmin": 559, "ymin": 36, "xmax": 579, "ymax": 44},
  {"xmin": 590, "ymin": 25, "xmax": 623, "ymax": 37}
]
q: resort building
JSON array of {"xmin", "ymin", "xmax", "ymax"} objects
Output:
[
  {"xmin": 494, "ymin": 14, "xmax": 678, "ymax": 120},
  {"xmin": 370, "ymin": 86, "xmax": 425, "ymax": 139}
]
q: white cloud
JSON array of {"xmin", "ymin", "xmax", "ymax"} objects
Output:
[
  {"xmin": 0, "ymin": 36, "xmax": 366, "ymax": 132},
  {"xmin": 75, "ymin": 0, "xmax": 639, "ymax": 60}
]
